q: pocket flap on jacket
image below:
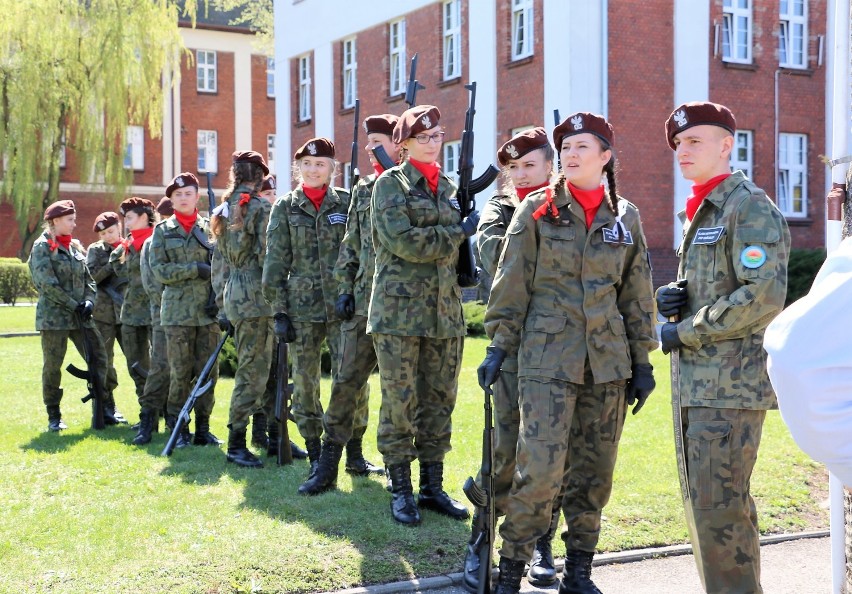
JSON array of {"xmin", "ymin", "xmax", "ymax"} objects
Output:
[
  {"xmin": 525, "ymin": 315, "xmax": 567, "ymax": 333},
  {"xmin": 384, "ymin": 281, "xmax": 423, "ymax": 298}
]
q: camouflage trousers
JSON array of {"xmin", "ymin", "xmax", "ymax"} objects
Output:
[
  {"xmin": 227, "ymin": 317, "xmax": 274, "ymax": 430},
  {"xmin": 41, "ymin": 327, "xmax": 108, "ymax": 407},
  {"xmin": 683, "ymin": 406, "xmax": 765, "ymax": 594},
  {"xmin": 290, "ymin": 320, "xmax": 342, "ymax": 441},
  {"xmin": 121, "ymin": 324, "xmax": 150, "ymax": 401},
  {"xmin": 500, "ymin": 374, "xmax": 626, "ymax": 562},
  {"xmin": 139, "ymin": 322, "xmax": 169, "ymax": 412},
  {"xmin": 373, "ymin": 333, "xmax": 463, "ymax": 466},
  {"xmin": 164, "ymin": 324, "xmax": 219, "ymax": 420},
  {"xmin": 94, "ymin": 319, "xmax": 121, "ymax": 396},
  {"xmin": 322, "ymin": 315, "xmax": 373, "ymax": 445}
]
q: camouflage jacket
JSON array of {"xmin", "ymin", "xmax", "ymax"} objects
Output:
[
  {"xmin": 367, "ymin": 161, "xmax": 467, "ymax": 338},
  {"xmin": 668, "ymin": 170, "xmax": 791, "ymax": 410},
  {"xmin": 150, "ymin": 214, "xmax": 216, "ymax": 327},
  {"xmin": 334, "ymin": 174, "xmax": 377, "ymax": 317},
  {"xmin": 485, "ymin": 184, "xmax": 656, "ymax": 383},
  {"xmin": 110, "ymin": 240, "xmax": 151, "ymax": 327},
  {"xmin": 262, "ymin": 185, "xmax": 350, "ymax": 322},
  {"xmin": 139, "ymin": 237, "xmax": 163, "ymax": 326},
  {"xmin": 86, "ymin": 240, "xmax": 123, "ymax": 324},
  {"xmin": 28, "ymin": 232, "xmax": 96, "ymax": 331}
]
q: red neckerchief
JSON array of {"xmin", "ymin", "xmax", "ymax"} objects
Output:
[
  {"xmin": 568, "ymin": 182, "xmax": 605, "ymax": 229},
  {"xmin": 686, "ymin": 173, "xmax": 730, "ymax": 221},
  {"xmin": 130, "ymin": 227, "xmax": 154, "ymax": 252},
  {"xmin": 55, "ymin": 235, "xmax": 73, "ymax": 250},
  {"xmin": 372, "ymin": 162, "xmax": 385, "ymax": 176},
  {"xmin": 109, "ymin": 241, "xmax": 122, "ymax": 249},
  {"xmin": 515, "ymin": 181, "xmax": 549, "ymax": 202},
  {"xmin": 409, "ymin": 158, "xmax": 441, "ymax": 194},
  {"xmin": 238, "ymin": 192, "xmax": 251, "ymax": 207},
  {"xmin": 174, "ymin": 209, "xmax": 198, "ymax": 233},
  {"xmin": 302, "ymin": 184, "xmax": 327, "ymax": 211}
]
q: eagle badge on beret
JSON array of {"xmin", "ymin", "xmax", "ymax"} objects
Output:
[
  {"xmin": 506, "ymin": 144, "xmax": 519, "ymax": 159},
  {"xmin": 176, "ymin": 177, "xmax": 185, "ymax": 187},
  {"xmin": 308, "ymin": 142, "xmax": 317, "ymax": 155},
  {"xmin": 674, "ymin": 110, "xmax": 688, "ymax": 127},
  {"xmin": 571, "ymin": 115, "xmax": 583, "ymax": 131},
  {"xmin": 421, "ymin": 115, "xmax": 432, "ymax": 129}
]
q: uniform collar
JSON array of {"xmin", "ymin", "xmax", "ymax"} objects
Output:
[{"xmin": 677, "ymin": 170, "xmax": 747, "ymax": 221}]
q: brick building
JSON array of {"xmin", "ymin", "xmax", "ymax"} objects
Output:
[
  {"xmin": 274, "ymin": 0, "xmax": 849, "ymax": 285},
  {"xmin": 0, "ymin": 9, "xmax": 276, "ymax": 257}
]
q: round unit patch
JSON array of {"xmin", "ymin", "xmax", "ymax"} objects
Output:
[{"xmin": 740, "ymin": 245, "xmax": 767, "ymax": 269}]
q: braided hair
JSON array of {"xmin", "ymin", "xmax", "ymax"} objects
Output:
[{"xmin": 211, "ymin": 161, "xmax": 265, "ymax": 236}]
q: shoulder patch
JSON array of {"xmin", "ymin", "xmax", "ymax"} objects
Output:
[{"xmin": 740, "ymin": 245, "xmax": 767, "ymax": 269}]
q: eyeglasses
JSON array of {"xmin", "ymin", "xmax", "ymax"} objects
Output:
[{"xmin": 414, "ymin": 131, "xmax": 446, "ymax": 144}]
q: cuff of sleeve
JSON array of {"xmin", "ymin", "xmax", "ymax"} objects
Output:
[
  {"xmin": 338, "ymin": 282, "xmax": 354, "ymax": 296},
  {"xmin": 66, "ymin": 297, "xmax": 79, "ymax": 311},
  {"xmin": 490, "ymin": 334, "xmax": 518, "ymax": 358},
  {"xmin": 677, "ymin": 319, "xmax": 702, "ymax": 350}
]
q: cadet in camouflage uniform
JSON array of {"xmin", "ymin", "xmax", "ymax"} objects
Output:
[
  {"xmin": 262, "ymin": 137, "xmax": 351, "ymax": 474},
  {"xmin": 479, "ymin": 113, "xmax": 657, "ymax": 594},
  {"xmin": 86, "ymin": 212, "xmax": 127, "ymax": 424},
  {"xmin": 29, "ymin": 200, "xmax": 109, "ymax": 431},
  {"xmin": 211, "ymin": 151, "xmax": 273, "ymax": 468},
  {"xmin": 299, "ymin": 114, "xmax": 401, "ymax": 496},
  {"xmin": 656, "ymin": 102, "xmax": 791, "ymax": 594},
  {"xmin": 368, "ymin": 106, "xmax": 479, "ymax": 526},
  {"xmin": 150, "ymin": 172, "xmax": 222, "ymax": 449}
]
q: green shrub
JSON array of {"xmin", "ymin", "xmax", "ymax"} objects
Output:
[
  {"xmin": 218, "ymin": 335, "xmax": 332, "ymax": 377},
  {"xmin": 786, "ymin": 248, "xmax": 826, "ymax": 306},
  {"xmin": 463, "ymin": 300, "xmax": 487, "ymax": 337},
  {"xmin": 0, "ymin": 258, "xmax": 37, "ymax": 306}
]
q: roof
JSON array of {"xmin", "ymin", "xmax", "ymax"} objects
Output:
[{"xmin": 177, "ymin": 1, "xmax": 254, "ymax": 32}]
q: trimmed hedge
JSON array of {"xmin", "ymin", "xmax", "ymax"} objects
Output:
[
  {"xmin": 786, "ymin": 248, "xmax": 826, "ymax": 306},
  {"xmin": 0, "ymin": 258, "xmax": 36, "ymax": 306},
  {"xmin": 464, "ymin": 300, "xmax": 487, "ymax": 337}
]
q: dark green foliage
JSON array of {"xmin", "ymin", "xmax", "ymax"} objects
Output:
[
  {"xmin": 786, "ymin": 248, "xmax": 826, "ymax": 306},
  {"xmin": 0, "ymin": 258, "xmax": 37, "ymax": 305},
  {"xmin": 218, "ymin": 335, "xmax": 332, "ymax": 377},
  {"xmin": 464, "ymin": 300, "xmax": 487, "ymax": 337}
]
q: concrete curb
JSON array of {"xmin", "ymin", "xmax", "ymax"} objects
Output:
[{"xmin": 328, "ymin": 530, "xmax": 829, "ymax": 594}]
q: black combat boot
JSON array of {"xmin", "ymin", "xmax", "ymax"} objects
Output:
[
  {"xmin": 132, "ymin": 408, "xmax": 156, "ymax": 445},
  {"xmin": 462, "ymin": 518, "xmax": 483, "ymax": 593},
  {"xmin": 528, "ymin": 507, "xmax": 560, "ymax": 586},
  {"xmin": 298, "ymin": 440, "xmax": 344, "ymax": 495},
  {"xmin": 251, "ymin": 413, "xmax": 268, "ymax": 449},
  {"xmin": 558, "ymin": 549, "xmax": 602, "ymax": 594},
  {"xmin": 344, "ymin": 437, "xmax": 384, "ymax": 476},
  {"xmin": 387, "ymin": 463, "xmax": 420, "ymax": 526},
  {"xmin": 290, "ymin": 441, "xmax": 309, "ymax": 459},
  {"xmin": 226, "ymin": 427, "xmax": 263, "ymax": 468},
  {"xmin": 166, "ymin": 415, "xmax": 192, "ymax": 449},
  {"xmin": 494, "ymin": 556, "xmax": 526, "ymax": 594},
  {"xmin": 305, "ymin": 437, "xmax": 322, "ymax": 477},
  {"xmin": 46, "ymin": 404, "xmax": 67, "ymax": 432},
  {"xmin": 266, "ymin": 420, "xmax": 280, "ymax": 457},
  {"xmin": 418, "ymin": 461, "xmax": 470, "ymax": 520},
  {"xmin": 193, "ymin": 416, "xmax": 223, "ymax": 446},
  {"xmin": 103, "ymin": 395, "xmax": 128, "ymax": 425}
]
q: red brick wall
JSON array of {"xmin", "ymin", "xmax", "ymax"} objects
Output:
[{"xmin": 251, "ymin": 54, "xmax": 277, "ymax": 168}]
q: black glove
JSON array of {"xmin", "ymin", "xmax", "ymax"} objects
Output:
[
  {"xmin": 196, "ymin": 262, "xmax": 211, "ymax": 280},
  {"xmin": 335, "ymin": 294, "xmax": 355, "ymax": 321},
  {"xmin": 273, "ymin": 312, "xmax": 297, "ymax": 343},
  {"xmin": 477, "ymin": 346, "xmax": 507, "ymax": 391},
  {"xmin": 75, "ymin": 300, "xmax": 94, "ymax": 321},
  {"xmin": 626, "ymin": 363, "xmax": 655, "ymax": 415},
  {"xmin": 655, "ymin": 279, "xmax": 688, "ymax": 318},
  {"xmin": 218, "ymin": 316, "xmax": 233, "ymax": 333},
  {"xmin": 660, "ymin": 322, "xmax": 683, "ymax": 355},
  {"xmin": 460, "ymin": 210, "xmax": 481, "ymax": 238}
]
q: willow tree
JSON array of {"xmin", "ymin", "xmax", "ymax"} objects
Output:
[
  {"xmin": 212, "ymin": 0, "xmax": 273, "ymax": 53},
  {"xmin": 0, "ymin": 0, "xmax": 197, "ymax": 258}
]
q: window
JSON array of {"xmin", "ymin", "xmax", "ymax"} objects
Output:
[
  {"xmin": 389, "ymin": 19, "xmax": 406, "ymax": 96},
  {"xmin": 443, "ymin": 141, "xmax": 461, "ymax": 183},
  {"xmin": 342, "ymin": 38, "xmax": 357, "ymax": 109},
  {"xmin": 778, "ymin": 133, "xmax": 807, "ymax": 217},
  {"xmin": 443, "ymin": 0, "xmax": 461, "ymax": 80},
  {"xmin": 511, "ymin": 0, "xmax": 534, "ymax": 60},
  {"xmin": 124, "ymin": 126, "xmax": 144, "ymax": 171},
  {"xmin": 730, "ymin": 130, "xmax": 753, "ymax": 179},
  {"xmin": 196, "ymin": 50, "xmax": 217, "ymax": 92},
  {"xmin": 267, "ymin": 134, "xmax": 276, "ymax": 174},
  {"xmin": 298, "ymin": 54, "xmax": 311, "ymax": 121},
  {"xmin": 780, "ymin": 0, "xmax": 807, "ymax": 69},
  {"xmin": 722, "ymin": 0, "xmax": 752, "ymax": 64},
  {"xmin": 266, "ymin": 57, "xmax": 275, "ymax": 97},
  {"xmin": 59, "ymin": 129, "xmax": 66, "ymax": 169},
  {"xmin": 197, "ymin": 130, "xmax": 218, "ymax": 174}
]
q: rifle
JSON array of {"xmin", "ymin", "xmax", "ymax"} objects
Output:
[
  {"xmin": 66, "ymin": 312, "xmax": 106, "ymax": 430},
  {"xmin": 349, "ymin": 99, "xmax": 361, "ymax": 192},
  {"xmin": 161, "ymin": 327, "xmax": 232, "ymax": 456},
  {"xmin": 371, "ymin": 53, "xmax": 426, "ymax": 171},
  {"xmin": 456, "ymin": 82, "xmax": 500, "ymax": 288},
  {"xmin": 274, "ymin": 338, "xmax": 293, "ymax": 465},
  {"xmin": 553, "ymin": 109, "xmax": 562, "ymax": 171},
  {"xmin": 463, "ymin": 386, "xmax": 495, "ymax": 594},
  {"xmin": 98, "ymin": 275, "xmax": 127, "ymax": 306},
  {"xmin": 201, "ymin": 172, "xmax": 218, "ymax": 319}
]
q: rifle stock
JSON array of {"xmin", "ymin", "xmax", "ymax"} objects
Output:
[
  {"xmin": 66, "ymin": 312, "xmax": 106, "ymax": 430},
  {"xmin": 463, "ymin": 386, "xmax": 495, "ymax": 594},
  {"xmin": 275, "ymin": 339, "xmax": 293, "ymax": 465},
  {"xmin": 371, "ymin": 145, "xmax": 397, "ymax": 171}
]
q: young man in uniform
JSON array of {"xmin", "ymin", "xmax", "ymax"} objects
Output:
[{"xmin": 656, "ymin": 101, "xmax": 791, "ymax": 593}]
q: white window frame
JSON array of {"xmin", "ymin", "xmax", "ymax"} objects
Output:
[
  {"xmin": 197, "ymin": 130, "xmax": 218, "ymax": 174},
  {"xmin": 267, "ymin": 134, "xmax": 276, "ymax": 174},
  {"xmin": 196, "ymin": 50, "xmax": 217, "ymax": 92},
  {"xmin": 730, "ymin": 130, "xmax": 753, "ymax": 179},
  {"xmin": 266, "ymin": 57, "xmax": 275, "ymax": 97},
  {"xmin": 342, "ymin": 38, "xmax": 357, "ymax": 109},
  {"xmin": 444, "ymin": 141, "xmax": 461, "ymax": 183},
  {"xmin": 780, "ymin": 0, "xmax": 807, "ymax": 69},
  {"xmin": 389, "ymin": 19, "xmax": 406, "ymax": 96},
  {"xmin": 124, "ymin": 125, "xmax": 144, "ymax": 171},
  {"xmin": 59, "ymin": 129, "xmax": 67, "ymax": 169},
  {"xmin": 443, "ymin": 0, "xmax": 461, "ymax": 80},
  {"xmin": 722, "ymin": 0, "xmax": 752, "ymax": 64},
  {"xmin": 511, "ymin": 0, "xmax": 534, "ymax": 61},
  {"xmin": 298, "ymin": 54, "xmax": 312, "ymax": 121},
  {"xmin": 777, "ymin": 132, "xmax": 807, "ymax": 218}
]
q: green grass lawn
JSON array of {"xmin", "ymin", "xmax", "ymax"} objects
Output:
[
  {"xmin": 0, "ymin": 322, "xmax": 828, "ymax": 593},
  {"xmin": 0, "ymin": 302, "xmax": 35, "ymax": 332}
]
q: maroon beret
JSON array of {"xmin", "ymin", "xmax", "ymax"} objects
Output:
[
  {"xmin": 294, "ymin": 137, "xmax": 335, "ymax": 160},
  {"xmin": 261, "ymin": 175, "xmax": 277, "ymax": 192},
  {"xmin": 364, "ymin": 114, "xmax": 399, "ymax": 137},
  {"xmin": 393, "ymin": 105, "xmax": 441, "ymax": 144},
  {"xmin": 553, "ymin": 112, "xmax": 614, "ymax": 150},
  {"xmin": 92, "ymin": 211, "xmax": 119, "ymax": 233},
  {"xmin": 118, "ymin": 197, "xmax": 155, "ymax": 217},
  {"xmin": 665, "ymin": 101, "xmax": 736, "ymax": 150},
  {"xmin": 498, "ymin": 127, "xmax": 551, "ymax": 166},
  {"xmin": 156, "ymin": 196, "xmax": 174, "ymax": 216},
  {"xmin": 44, "ymin": 200, "xmax": 75, "ymax": 221},
  {"xmin": 165, "ymin": 172, "xmax": 199, "ymax": 197},
  {"xmin": 232, "ymin": 150, "xmax": 270, "ymax": 175}
]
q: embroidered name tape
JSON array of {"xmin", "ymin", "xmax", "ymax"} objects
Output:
[
  {"xmin": 327, "ymin": 213, "xmax": 348, "ymax": 225},
  {"xmin": 602, "ymin": 227, "xmax": 633, "ymax": 245},
  {"xmin": 740, "ymin": 245, "xmax": 767, "ymax": 268},
  {"xmin": 692, "ymin": 226, "xmax": 725, "ymax": 245}
]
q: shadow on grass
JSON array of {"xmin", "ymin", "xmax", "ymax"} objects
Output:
[{"xmin": 20, "ymin": 423, "xmax": 138, "ymax": 453}]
